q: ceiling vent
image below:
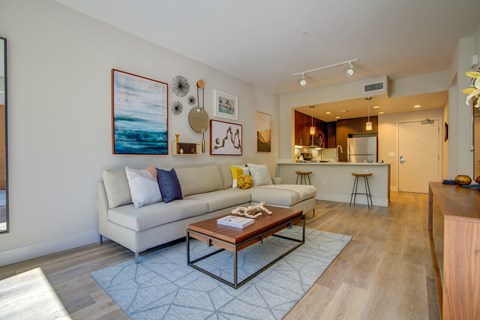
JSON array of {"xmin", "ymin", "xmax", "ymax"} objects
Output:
[{"xmin": 363, "ymin": 76, "xmax": 389, "ymax": 97}]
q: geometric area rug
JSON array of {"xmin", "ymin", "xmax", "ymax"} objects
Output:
[{"xmin": 91, "ymin": 227, "xmax": 351, "ymax": 320}]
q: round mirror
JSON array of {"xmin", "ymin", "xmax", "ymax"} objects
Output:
[{"xmin": 189, "ymin": 107, "xmax": 209, "ymax": 133}]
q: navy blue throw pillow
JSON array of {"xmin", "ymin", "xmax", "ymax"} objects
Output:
[{"xmin": 156, "ymin": 168, "xmax": 183, "ymax": 203}]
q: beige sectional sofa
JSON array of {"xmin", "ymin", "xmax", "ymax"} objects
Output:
[{"xmin": 98, "ymin": 164, "xmax": 316, "ymax": 260}]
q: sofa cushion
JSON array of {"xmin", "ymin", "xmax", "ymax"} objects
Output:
[
  {"xmin": 108, "ymin": 199, "xmax": 208, "ymax": 232},
  {"xmin": 247, "ymin": 163, "xmax": 273, "ymax": 186},
  {"xmin": 185, "ymin": 188, "xmax": 251, "ymax": 212},
  {"xmin": 176, "ymin": 165, "xmax": 224, "ymax": 196},
  {"xmin": 250, "ymin": 184, "xmax": 316, "ymax": 206},
  {"xmin": 218, "ymin": 164, "xmax": 233, "ymax": 189},
  {"xmin": 157, "ymin": 168, "xmax": 183, "ymax": 203},
  {"xmin": 102, "ymin": 169, "xmax": 132, "ymax": 208},
  {"xmin": 125, "ymin": 166, "xmax": 162, "ymax": 208}
]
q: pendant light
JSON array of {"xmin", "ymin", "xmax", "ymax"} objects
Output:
[
  {"xmin": 366, "ymin": 97, "xmax": 372, "ymax": 131},
  {"xmin": 309, "ymin": 105, "xmax": 316, "ymax": 136}
]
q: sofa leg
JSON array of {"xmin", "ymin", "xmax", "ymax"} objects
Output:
[
  {"xmin": 135, "ymin": 252, "xmax": 139, "ymax": 263},
  {"xmin": 312, "ymin": 208, "xmax": 316, "ymax": 217},
  {"xmin": 99, "ymin": 235, "xmax": 104, "ymax": 244}
]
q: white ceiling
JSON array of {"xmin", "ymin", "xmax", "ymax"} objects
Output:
[
  {"xmin": 54, "ymin": 0, "xmax": 479, "ymax": 116},
  {"xmin": 296, "ymin": 91, "xmax": 449, "ymax": 122}
]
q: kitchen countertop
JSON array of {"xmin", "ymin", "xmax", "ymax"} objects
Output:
[{"xmin": 277, "ymin": 160, "xmax": 389, "ymax": 166}]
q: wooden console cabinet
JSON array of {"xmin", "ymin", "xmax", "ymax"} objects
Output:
[{"xmin": 428, "ymin": 182, "xmax": 480, "ymax": 319}]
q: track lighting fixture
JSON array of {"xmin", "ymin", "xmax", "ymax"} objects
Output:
[
  {"xmin": 345, "ymin": 61, "xmax": 355, "ymax": 77},
  {"xmin": 299, "ymin": 73, "xmax": 307, "ymax": 86},
  {"xmin": 293, "ymin": 59, "xmax": 359, "ymax": 86}
]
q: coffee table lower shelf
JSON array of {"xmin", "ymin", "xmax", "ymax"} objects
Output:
[{"xmin": 186, "ymin": 215, "xmax": 305, "ymax": 289}]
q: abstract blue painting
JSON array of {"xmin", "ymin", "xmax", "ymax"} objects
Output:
[{"xmin": 112, "ymin": 69, "xmax": 168, "ymax": 155}]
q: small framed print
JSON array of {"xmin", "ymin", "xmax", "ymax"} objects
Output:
[
  {"xmin": 210, "ymin": 119, "xmax": 242, "ymax": 156},
  {"xmin": 256, "ymin": 111, "xmax": 272, "ymax": 152},
  {"xmin": 214, "ymin": 90, "xmax": 238, "ymax": 120}
]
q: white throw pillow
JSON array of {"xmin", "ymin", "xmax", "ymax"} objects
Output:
[
  {"xmin": 125, "ymin": 166, "xmax": 162, "ymax": 208},
  {"xmin": 247, "ymin": 163, "xmax": 273, "ymax": 186}
]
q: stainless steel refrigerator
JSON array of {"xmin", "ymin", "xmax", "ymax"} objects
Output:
[{"xmin": 347, "ymin": 136, "xmax": 377, "ymax": 163}]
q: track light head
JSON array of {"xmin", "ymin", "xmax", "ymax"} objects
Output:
[
  {"xmin": 299, "ymin": 74, "xmax": 307, "ymax": 86},
  {"xmin": 345, "ymin": 62, "xmax": 355, "ymax": 77}
]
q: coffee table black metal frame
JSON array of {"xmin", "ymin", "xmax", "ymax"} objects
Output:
[{"xmin": 186, "ymin": 215, "xmax": 305, "ymax": 289}]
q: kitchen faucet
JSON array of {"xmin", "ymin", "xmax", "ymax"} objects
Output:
[{"xmin": 336, "ymin": 145, "xmax": 343, "ymax": 162}]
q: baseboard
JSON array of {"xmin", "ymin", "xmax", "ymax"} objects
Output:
[{"xmin": 0, "ymin": 230, "xmax": 99, "ymax": 267}]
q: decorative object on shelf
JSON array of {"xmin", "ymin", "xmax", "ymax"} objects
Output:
[
  {"xmin": 256, "ymin": 111, "xmax": 272, "ymax": 152},
  {"xmin": 463, "ymin": 70, "xmax": 480, "ymax": 108},
  {"xmin": 187, "ymin": 95, "xmax": 196, "ymax": 106},
  {"xmin": 112, "ymin": 69, "xmax": 168, "ymax": 155},
  {"xmin": 210, "ymin": 119, "xmax": 242, "ymax": 155},
  {"xmin": 214, "ymin": 90, "xmax": 238, "ymax": 120},
  {"xmin": 231, "ymin": 201, "xmax": 272, "ymax": 218},
  {"xmin": 171, "ymin": 101, "xmax": 183, "ymax": 115},
  {"xmin": 171, "ymin": 75, "xmax": 190, "ymax": 97},
  {"xmin": 476, "ymin": 176, "xmax": 480, "ymax": 184},
  {"xmin": 455, "ymin": 174, "xmax": 472, "ymax": 185}
]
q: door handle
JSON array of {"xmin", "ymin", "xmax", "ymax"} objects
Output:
[{"xmin": 400, "ymin": 155, "xmax": 406, "ymax": 164}]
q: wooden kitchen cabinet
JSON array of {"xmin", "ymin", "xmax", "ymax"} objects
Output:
[
  {"xmin": 336, "ymin": 116, "xmax": 378, "ymax": 162},
  {"xmin": 294, "ymin": 110, "xmax": 328, "ymax": 147},
  {"xmin": 428, "ymin": 182, "xmax": 480, "ymax": 319}
]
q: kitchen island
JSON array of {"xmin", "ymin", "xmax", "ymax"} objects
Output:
[{"xmin": 276, "ymin": 161, "xmax": 390, "ymax": 207}]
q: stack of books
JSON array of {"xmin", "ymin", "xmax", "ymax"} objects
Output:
[{"xmin": 217, "ymin": 215, "xmax": 254, "ymax": 228}]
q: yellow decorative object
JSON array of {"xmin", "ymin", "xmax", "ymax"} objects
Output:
[
  {"xmin": 455, "ymin": 175, "xmax": 471, "ymax": 185},
  {"xmin": 464, "ymin": 71, "xmax": 480, "ymax": 108},
  {"xmin": 237, "ymin": 175, "xmax": 253, "ymax": 189}
]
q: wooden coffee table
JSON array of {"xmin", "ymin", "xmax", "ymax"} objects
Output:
[{"xmin": 186, "ymin": 205, "xmax": 305, "ymax": 289}]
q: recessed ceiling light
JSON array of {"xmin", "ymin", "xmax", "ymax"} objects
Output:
[
  {"xmin": 325, "ymin": 111, "xmax": 332, "ymax": 115},
  {"xmin": 414, "ymin": 105, "xmax": 421, "ymax": 108},
  {"xmin": 378, "ymin": 111, "xmax": 385, "ymax": 115},
  {"xmin": 336, "ymin": 116, "xmax": 341, "ymax": 119},
  {"xmin": 373, "ymin": 105, "xmax": 380, "ymax": 109}
]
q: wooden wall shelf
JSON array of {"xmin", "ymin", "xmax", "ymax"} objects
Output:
[{"xmin": 171, "ymin": 141, "xmax": 201, "ymax": 155}]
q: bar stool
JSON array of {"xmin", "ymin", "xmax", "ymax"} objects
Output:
[
  {"xmin": 349, "ymin": 172, "xmax": 373, "ymax": 208},
  {"xmin": 295, "ymin": 171, "xmax": 312, "ymax": 185}
]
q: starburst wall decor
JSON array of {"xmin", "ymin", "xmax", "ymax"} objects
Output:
[
  {"xmin": 188, "ymin": 95, "xmax": 197, "ymax": 106},
  {"xmin": 171, "ymin": 75, "xmax": 190, "ymax": 97},
  {"xmin": 171, "ymin": 101, "xmax": 183, "ymax": 115}
]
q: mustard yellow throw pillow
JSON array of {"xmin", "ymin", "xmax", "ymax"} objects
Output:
[
  {"xmin": 237, "ymin": 175, "xmax": 254, "ymax": 189},
  {"xmin": 230, "ymin": 165, "xmax": 249, "ymax": 188}
]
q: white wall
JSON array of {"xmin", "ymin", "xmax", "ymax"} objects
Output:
[
  {"xmin": 0, "ymin": 0, "xmax": 278, "ymax": 266},
  {"xmin": 448, "ymin": 36, "xmax": 475, "ymax": 179},
  {"xmin": 378, "ymin": 108, "xmax": 444, "ymax": 190}
]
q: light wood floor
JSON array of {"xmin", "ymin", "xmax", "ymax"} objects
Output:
[{"xmin": 0, "ymin": 192, "xmax": 439, "ymax": 320}]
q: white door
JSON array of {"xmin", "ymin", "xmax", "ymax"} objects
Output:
[{"xmin": 398, "ymin": 120, "xmax": 440, "ymax": 193}]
